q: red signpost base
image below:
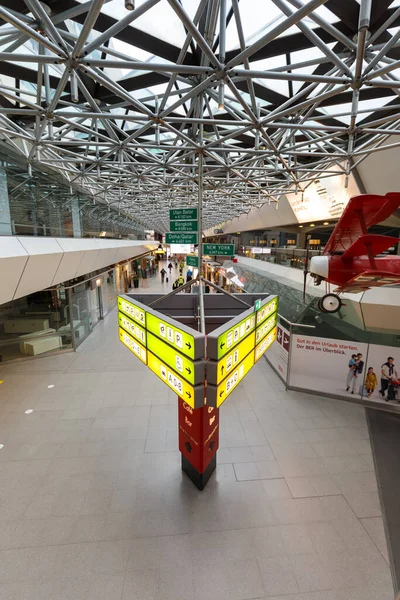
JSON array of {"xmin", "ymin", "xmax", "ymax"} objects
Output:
[{"xmin": 178, "ymin": 396, "xmax": 219, "ymax": 490}]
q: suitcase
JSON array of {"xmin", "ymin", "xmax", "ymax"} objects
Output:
[
  {"xmin": 166, "ymin": 277, "xmax": 169, "ymax": 283},
  {"xmin": 388, "ymin": 383, "xmax": 397, "ymax": 401}
]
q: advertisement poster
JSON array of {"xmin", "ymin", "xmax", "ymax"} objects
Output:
[
  {"xmin": 266, "ymin": 324, "xmax": 290, "ymax": 381},
  {"xmin": 286, "ymin": 167, "xmax": 359, "ymax": 224},
  {"xmin": 290, "ymin": 334, "xmax": 368, "ymax": 399},
  {"xmin": 364, "ymin": 344, "xmax": 400, "ymax": 404}
]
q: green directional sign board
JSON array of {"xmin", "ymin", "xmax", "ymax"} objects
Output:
[
  {"xmin": 166, "ymin": 232, "xmax": 198, "ymax": 244},
  {"xmin": 186, "ymin": 255, "xmax": 199, "ymax": 267},
  {"xmin": 170, "ymin": 208, "xmax": 198, "ymax": 220},
  {"xmin": 170, "ymin": 220, "xmax": 198, "ymax": 232},
  {"xmin": 203, "ymin": 243, "xmax": 234, "ymax": 256}
]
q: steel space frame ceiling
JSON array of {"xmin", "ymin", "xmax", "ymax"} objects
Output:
[{"xmin": 0, "ymin": 0, "xmax": 399, "ymax": 232}]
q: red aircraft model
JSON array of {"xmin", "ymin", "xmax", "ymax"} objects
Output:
[{"xmin": 308, "ymin": 192, "xmax": 400, "ymax": 313}]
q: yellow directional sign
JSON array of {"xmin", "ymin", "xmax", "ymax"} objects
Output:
[
  {"xmin": 207, "ymin": 351, "xmax": 255, "ymax": 408},
  {"xmin": 119, "ymin": 327, "xmax": 147, "ymax": 364},
  {"xmin": 255, "ymin": 327, "xmax": 277, "ymax": 362},
  {"xmin": 255, "ymin": 312, "xmax": 278, "ymax": 345},
  {"xmin": 256, "ymin": 296, "xmax": 278, "ymax": 326},
  {"xmin": 207, "ymin": 332, "xmax": 255, "ymax": 385},
  {"xmin": 147, "ymin": 351, "xmax": 203, "ymax": 409},
  {"xmin": 118, "ymin": 312, "xmax": 146, "ymax": 346},
  {"xmin": 146, "ymin": 332, "xmax": 204, "ymax": 386},
  {"xmin": 118, "ymin": 297, "xmax": 146, "ymax": 327},
  {"xmin": 212, "ymin": 312, "xmax": 256, "ymax": 361},
  {"xmin": 146, "ymin": 312, "xmax": 197, "ymax": 360}
]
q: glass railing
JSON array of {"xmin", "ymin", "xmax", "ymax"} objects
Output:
[{"xmin": 0, "ymin": 221, "xmax": 145, "ymax": 239}]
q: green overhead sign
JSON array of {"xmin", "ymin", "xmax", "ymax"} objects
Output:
[
  {"xmin": 169, "ymin": 220, "xmax": 198, "ymax": 232},
  {"xmin": 166, "ymin": 232, "xmax": 198, "ymax": 244},
  {"xmin": 170, "ymin": 208, "xmax": 198, "ymax": 220},
  {"xmin": 186, "ymin": 255, "xmax": 199, "ymax": 267},
  {"xmin": 203, "ymin": 243, "xmax": 234, "ymax": 256}
]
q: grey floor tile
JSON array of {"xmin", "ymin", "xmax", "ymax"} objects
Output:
[
  {"xmin": 257, "ymin": 555, "xmax": 300, "ymax": 596},
  {"xmin": 225, "ymin": 559, "xmax": 265, "ymax": 600}
]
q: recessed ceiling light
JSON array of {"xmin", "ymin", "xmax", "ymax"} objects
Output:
[
  {"xmin": 47, "ymin": 385, "xmax": 54, "ymax": 389},
  {"xmin": 0, "ymin": 444, "xmax": 4, "ymax": 450},
  {"xmin": 24, "ymin": 409, "xmax": 33, "ymax": 414},
  {"xmin": 299, "ymin": 225, "xmax": 303, "ymax": 228},
  {"xmin": 323, "ymin": 221, "xmax": 329, "ymax": 225},
  {"xmin": 310, "ymin": 224, "xmax": 315, "ymax": 227}
]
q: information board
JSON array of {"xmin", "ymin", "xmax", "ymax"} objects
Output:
[
  {"xmin": 203, "ymin": 243, "xmax": 234, "ymax": 256},
  {"xmin": 207, "ymin": 332, "xmax": 255, "ymax": 385},
  {"xmin": 207, "ymin": 351, "xmax": 255, "ymax": 408},
  {"xmin": 147, "ymin": 351, "xmax": 203, "ymax": 409},
  {"xmin": 255, "ymin": 312, "xmax": 278, "ymax": 345},
  {"xmin": 119, "ymin": 327, "xmax": 147, "ymax": 364},
  {"xmin": 255, "ymin": 327, "xmax": 277, "ymax": 362},
  {"xmin": 118, "ymin": 296, "xmax": 146, "ymax": 327},
  {"xmin": 170, "ymin": 208, "xmax": 198, "ymax": 220},
  {"xmin": 170, "ymin": 220, "xmax": 198, "ymax": 232},
  {"xmin": 146, "ymin": 331, "xmax": 204, "ymax": 386},
  {"xmin": 186, "ymin": 255, "xmax": 198, "ymax": 267},
  {"xmin": 146, "ymin": 312, "xmax": 199, "ymax": 360},
  {"xmin": 118, "ymin": 312, "xmax": 146, "ymax": 346},
  {"xmin": 166, "ymin": 233, "xmax": 198, "ymax": 245}
]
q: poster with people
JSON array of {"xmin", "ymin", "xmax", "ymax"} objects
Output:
[
  {"xmin": 266, "ymin": 324, "xmax": 290, "ymax": 382},
  {"xmin": 289, "ymin": 334, "xmax": 368, "ymax": 400},
  {"xmin": 363, "ymin": 344, "xmax": 400, "ymax": 405},
  {"xmin": 289, "ymin": 335, "xmax": 400, "ymax": 406}
]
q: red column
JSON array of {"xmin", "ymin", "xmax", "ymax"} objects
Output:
[{"xmin": 178, "ymin": 397, "xmax": 219, "ymax": 489}]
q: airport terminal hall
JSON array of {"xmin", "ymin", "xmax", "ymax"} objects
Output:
[{"xmin": 3, "ymin": 0, "xmax": 400, "ymax": 598}]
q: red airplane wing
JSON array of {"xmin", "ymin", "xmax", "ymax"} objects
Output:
[
  {"xmin": 334, "ymin": 270, "xmax": 400, "ymax": 293},
  {"xmin": 341, "ymin": 234, "xmax": 400, "ymax": 260},
  {"xmin": 324, "ymin": 193, "xmax": 400, "ymax": 255}
]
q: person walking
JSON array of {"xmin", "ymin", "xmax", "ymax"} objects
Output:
[
  {"xmin": 160, "ymin": 267, "xmax": 167, "ymax": 283},
  {"xmin": 168, "ymin": 262, "xmax": 173, "ymax": 273},
  {"xmin": 380, "ymin": 357, "xmax": 398, "ymax": 400},
  {"xmin": 178, "ymin": 274, "xmax": 184, "ymax": 287}
]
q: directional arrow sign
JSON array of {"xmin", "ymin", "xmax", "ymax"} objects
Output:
[
  {"xmin": 119, "ymin": 327, "xmax": 147, "ymax": 365},
  {"xmin": 207, "ymin": 309, "xmax": 256, "ymax": 361},
  {"xmin": 186, "ymin": 255, "xmax": 199, "ymax": 267},
  {"xmin": 255, "ymin": 312, "xmax": 278, "ymax": 345},
  {"xmin": 170, "ymin": 208, "xmax": 198, "ymax": 220},
  {"xmin": 147, "ymin": 351, "xmax": 204, "ymax": 409},
  {"xmin": 166, "ymin": 233, "xmax": 198, "ymax": 244},
  {"xmin": 170, "ymin": 220, "xmax": 198, "ymax": 232},
  {"xmin": 256, "ymin": 296, "xmax": 279, "ymax": 326},
  {"xmin": 118, "ymin": 312, "xmax": 146, "ymax": 346},
  {"xmin": 118, "ymin": 296, "xmax": 146, "ymax": 327},
  {"xmin": 146, "ymin": 331, "xmax": 204, "ymax": 386},
  {"xmin": 146, "ymin": 311, "xmax": 204, "ymax": 360},
  {"xmin": 255, "ymin": 327, "xmax": 277, "ymax": 362},
  {"xmin": 207, "ymin": 351, "xmax": 255, "ymax": 408},
  {"xmin": 203, "ymin": 243, "xmax": 234, "ymax": 256},
  {"xmin": 207, "ymin": 331, "xmax": 256, "ymax": 385}
]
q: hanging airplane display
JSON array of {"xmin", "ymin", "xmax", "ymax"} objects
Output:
[{"xmin": 307, "ymin": 193, "xmax": 400, "ymax": 313}]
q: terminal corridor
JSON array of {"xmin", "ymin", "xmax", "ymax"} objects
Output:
[{"xmin": 0, "ymin": 274, "xmax": 393, "ymax": 600}]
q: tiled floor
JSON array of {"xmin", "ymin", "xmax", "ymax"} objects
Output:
[{"xmin": 0, "ymin": 269, "xmax": 394, "ymax": 599}]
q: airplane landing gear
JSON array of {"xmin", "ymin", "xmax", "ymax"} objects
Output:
[{"xmin": 317, "ymin": 293, "xmax": 342, "ymax": 313}]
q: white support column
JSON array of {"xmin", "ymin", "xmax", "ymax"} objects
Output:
[
  {"xmin": 71, "ymin": 197, "xmax": 82, "ymax": 238},
  {"xmin": 0, "ymin": 164, "xmax": 12, "ymax": 235}
]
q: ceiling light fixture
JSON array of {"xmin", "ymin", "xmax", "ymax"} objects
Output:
[
  {"xmin": 323, "ymin": 221, "xmax": 329, "ymax": 225},
  {"xmin": 25, "ymin": 409, "xmax": 33, "ymax": 414},
  {"xmin": 310, "ymin": 224, "xmax": 315, "ymax": 227},
  {"xmin": 125, "ymin": 0, "xmax": 135, "ymax": 9}
]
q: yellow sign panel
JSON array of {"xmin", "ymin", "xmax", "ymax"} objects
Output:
[
  {"xmin": 146, "ymin": 332, "xmax": 199, "ymax": 386},
  {"xmin": 119, "ymin": 327, "xmax": 147, "ymax": 364},
  {"xmin": 255, "ymin": 312, "xmax": 278, "ymax": 345},
  {"xmin": 213, "ymin": 332, "xmax": 255, "ymax": 385},
  {"xmin": 216, "ymin": 351, "xmax": 255, "ymax": 408},
  {"xmin": 118, "ymin": 296, "xmax": 146, "ymax": 328},
  {"xmin": 146, "ymin": 312, "xmax": 195, "ymax": 360},
  {"xmin": 255, "ymin": 327, "xmax": 277, "ymax": 362},
  {"xmin": 256, "ymin": 296, "xmax": 278, "ymax": 326},
  {"xmin": 118, "ymin": 312, "xmax": 146, "ymax": 346},
  {"xmin": 147, "ymin": 351, "xmax": 196, "ymax": 408}
]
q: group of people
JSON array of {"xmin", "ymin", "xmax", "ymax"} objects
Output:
[
  {"xmin": 159, "ymin": 261, "xmax": 193, "ymax": 291},
  {"xmin": 346, "ymin": 354, "xmax": 399, "ymax": 401}
]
